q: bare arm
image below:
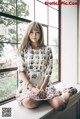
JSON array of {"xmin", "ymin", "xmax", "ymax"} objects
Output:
[
  {"xmin": 40, "ymin": 76, "xmax": 49, "ymax": 90},
  {"xmin": 19, "ymin": 71, "xmax": 41, "ymax": 95},
  {"xmin": 19, "ymin": 71, "xmax": 33, "ymax": 90},
  {"xmin": 36, "ymin": 76, "xmax": 49, "ymax": 99},
  {"xmin": 20, "ymin": 71, "xmax": 49, "ymax": 90}
]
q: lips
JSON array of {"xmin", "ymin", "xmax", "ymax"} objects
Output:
[{"xmin": 32, "ymin": 38, "xmax": 37, "ymax": 40}]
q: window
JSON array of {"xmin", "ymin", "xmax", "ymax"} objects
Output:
[
  {"xmin": 49, "ymin": 7, "xmax": 58, "ymax": 27},
  {"xmin": 0, "ymin": 0, "xmax": 61, "ymax": 102},
  {"xmin": 0, "ymin": 0, "xmax": 16, "ymax": 16},
  {"xmin": 35, "ymin": 1, "xmax": 47, "ymax": 24},
  {"xmin": 17, "ymin": 0, "xmax": 34, "ymax": 20}
]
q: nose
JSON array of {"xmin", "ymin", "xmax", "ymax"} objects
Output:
[
  {"xmin": 33, "ymin": 32, "xmax": 36, "ymax": 37},
  {"xmin": 33, "ymin": 33, "xmax": 36, "ymax": 37}
]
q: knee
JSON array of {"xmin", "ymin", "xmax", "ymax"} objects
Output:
[
  {"xmin": 22, "ymin": 98, "xmax": 38, "ymax": 109},
  {"xmin": 52, "ymin": 98, "xmax": 67, "ymax": 111},
  {"xmin": 57, "ymin": 102, "xmax": 67, "ymax": 111}
]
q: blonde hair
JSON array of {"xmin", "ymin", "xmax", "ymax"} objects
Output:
[{"xmin": 17, "ymin": 22, "xmax": 44, "ymax": 55}]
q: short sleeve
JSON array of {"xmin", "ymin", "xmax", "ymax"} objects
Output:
[
  {"xmin": 45, "ymin": 47, "xmax": 53, "ymax": 78},
  {"xmin": 17, "ymin": 51, "xmax": 26, "ymax": 72}
]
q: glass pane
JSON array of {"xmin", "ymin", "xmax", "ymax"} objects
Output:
[
  {"xmin": 0, "ymin": 0, "xmax": 16, "ymax": 15},
  {"xmin": 39, "ymin": 0, "xmax": 48, "ymax": 3},
  {"xmin": 51, "ymin": 63, "xmax": 58, "ymax": 83},
  {"xmin": 53, "ymin": 46, "xmax": 58, "ymax": 62},
  {"xmin": 18, "ymin": 21, "xmax": 28, "ymax": 43},
  {"xmin": 0, "ymin": 71, "xmax": 17, "ymax": 101},
  {"xmin": 50, "ymin": 45, "xmax": 58, "ymax": 63},
  {"xmin": 0, "ymin": 43, "xmax": 17, "ymax": 69},
  {"xmin": 49, "ymin": 46, "xmax": 59, "ymax": 83},
  {"xmin": 49, "ymin": 27, "xmax": 58, "ymax": 46},
  {"xmin": 49, "ymin": 7, "xmax": 58, "ymax": 27},
  {"xmin": 49, "ymin": 0, "xmax": 59, "ymax": 10},
  {"xmin": 43, "ymin": 26, "xmax": 47, "ymax": 45},
  {"xmin": 0, "ymin": 17, "xmax": 16, "ymax": 43},
  {"xmin": 35, "ymin": 1, "xmax": 47, "ymax": 24},
  {"xmin": 17, "ymin": 0, "xmax": 34, "ymax": 20}
]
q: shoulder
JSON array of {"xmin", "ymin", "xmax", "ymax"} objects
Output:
[
  {"xmin": 23, "ymin": 46, "xmax": 30, "ymax": 53},
  {"xmin": 44, "ymin": 45, "xmax": 52, "ymax": 52}
]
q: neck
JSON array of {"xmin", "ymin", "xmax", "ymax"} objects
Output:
[{"xmin": 32, "ymin": 43, "xmax": 39, "ymax": 49}]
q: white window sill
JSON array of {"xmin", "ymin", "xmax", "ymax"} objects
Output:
[{"xmin": 0, "ymin": 100, "xmax": 53, "ymax": 119}]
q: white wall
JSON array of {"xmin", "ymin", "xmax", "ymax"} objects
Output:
[
  {"xmin": 79, "ymin": 2, "xmax": 80, "ymax": 83},
  {"xmin": 61, "ymin": 0, "xmax": 78, "ymax": 86}
]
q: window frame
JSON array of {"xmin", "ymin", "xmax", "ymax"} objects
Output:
[{"xmin": 0, "ymin": 0, "xmax": 61, "ymax": 104}]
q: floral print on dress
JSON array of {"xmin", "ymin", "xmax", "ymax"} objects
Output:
[{"xmin": 16, "ymin": 46, "xmax": 60, "ymax": 102}]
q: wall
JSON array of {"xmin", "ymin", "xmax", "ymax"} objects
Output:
[
  {"xmin": 61, "ymin": 0, "xmax": 78, "ymax": 86},
  {"xmin": 79, "ymin": 0, "xmax": 80, "ymax": 83}
]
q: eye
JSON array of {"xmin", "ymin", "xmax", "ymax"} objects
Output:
[
  {"xmin": 30, "ymin": 31, "xmax": 33, "ymax": 33},
  {"xmin": 36, "ymin": 31, "xmax": 40, "ymax": 34}
]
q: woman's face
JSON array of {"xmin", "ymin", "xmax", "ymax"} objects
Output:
[{"xmin": 29, "ymin": 29, "xmax": 40, "ymax": 44}]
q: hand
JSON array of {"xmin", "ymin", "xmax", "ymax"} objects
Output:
[
  {"xmin": 39, "ymin": 88, "xmax": 46, "ymax": 99},
  {"xmin": 31, "ymin": 87, "xmax": 40, "ymax": 96}
]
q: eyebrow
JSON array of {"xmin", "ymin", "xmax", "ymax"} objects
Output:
[{"xmin": 30, "ymin": 30, "xmax": 40, "ymax": 32}]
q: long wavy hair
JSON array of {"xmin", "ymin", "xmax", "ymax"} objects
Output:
[{"xmin": 17, "ymin": 22, "xmax": 45, "ymax": 55}]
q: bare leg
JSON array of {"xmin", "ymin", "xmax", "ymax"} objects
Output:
[
  {"xmin": 61, "ymin": 92, "xmax": 70, "ymax": 103},
  {"xmin": 22, "ymin": 98, "xmax": 42, "ymax": 109},
  {"xmin": 48, "ymin": 96, "xmax": 67, "ymax": 111},
  {"xmin": 48, "ymin": 89, "xmax": 76, "ymax": 111}
]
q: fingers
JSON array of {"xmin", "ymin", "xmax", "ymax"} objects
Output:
[
  {"xmin": 38, "ymin": 91, "xmax": 46, "ymax": 99},
  {"xmin": 31, "ymin": 87, "xmax": 46, "ymax": 99},
  {"xmin": 40, "ymin": 93, "xmax": 46, "ymax": 99},
  {"xmin": 34, "ymin": 88, "xmax": 41, "ymax": 97}
]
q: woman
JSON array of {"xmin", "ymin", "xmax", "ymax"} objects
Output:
[{"xmin": 16, "ymin": 21, "xmax": 77, "ymax": 111}]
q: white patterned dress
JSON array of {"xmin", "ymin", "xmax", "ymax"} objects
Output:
[{"xmin": 16, "ymin": 46, "xmax": 60, "ymax": 103}]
